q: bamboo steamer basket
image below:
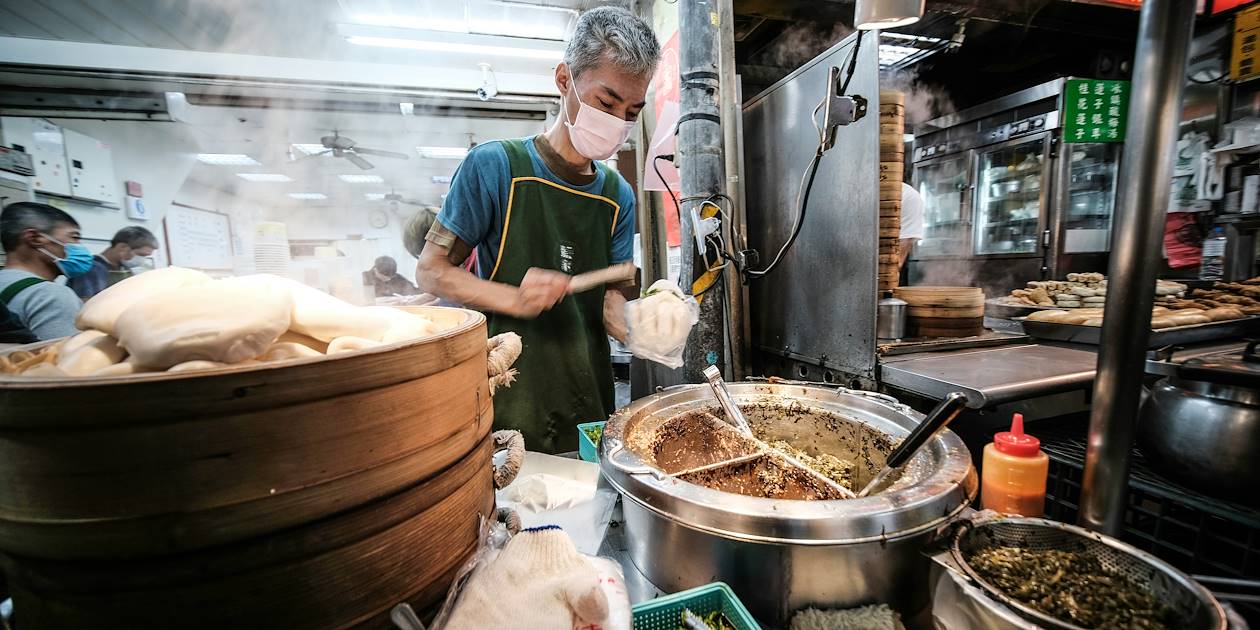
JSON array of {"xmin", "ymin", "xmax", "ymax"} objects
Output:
[
  {"xmin": 893, "ymin": 286, "xmax": 984, "ymax": 307},
  {"xmin": 0, "ymin": 306, "xmax": 492, "ymax": 559},
  {"xmin": 894, "ymin": 287, "xmax": 986, "ymax": 338},
  {"xmin": 2, "ymin": 436, "xmax": 494, "ymax": 630}
]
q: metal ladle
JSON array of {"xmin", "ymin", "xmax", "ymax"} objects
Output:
[{"xmin": 856, "ymin": 391, "xmax": 969, "ymax": 498}]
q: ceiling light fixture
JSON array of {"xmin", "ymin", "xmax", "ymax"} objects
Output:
[
  {"xmin": 432, "ymin": 175, "xmax": 453, "ymax": 184},
  {"xmin": 855, "ymin": 0, "xmax": 924, "ymax": 30},
  {"xmin": 345, "ymin": 35, "xmax": 563, "ymax": 60},
  {"xmin": 352, "ymin": 10, "xmax": 570, "ymax": 41},
  {"xmin": 291, "ymin": 143, "xmax": 328, "ymax": 156},
  {"xmin": 365, "ymin": 193, "xmax": 386, "ymax": 200},
  {"xmin": 287, "ymin": 192, "xmax": 328, "ymax": 200},
  {"xmin": 877, "ymin": 32, "xmax": 945, "ymax": 69},
  {"xmin": 338, "ymin": 174, "xmax": 385, "ymax": 183},
  {"xmin": 236, "ymin": 173, "xmax": 292, "ymax": 182},
  {"xmin": 197, "ymin": 153, "xmax": 260, "ymax": 166},
  {"xmin": 417, "ymin": 146, "xmax": 470, "ymax": 160}
]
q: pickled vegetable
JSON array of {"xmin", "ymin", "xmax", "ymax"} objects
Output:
[{"xmin": 969, "ymin": 546, "xmax": 1174, "ymax": 629}]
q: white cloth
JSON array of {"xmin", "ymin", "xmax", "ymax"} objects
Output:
[{"xmin": 900, "ymin": 182, "xmax": 925, "ymax": 241}]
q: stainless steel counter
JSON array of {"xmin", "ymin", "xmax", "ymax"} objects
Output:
[
  {"xmin": 879, "ymin": 343, "xmax": 1099, "ymax": 407},
  {"xmin": 879, "ymin": 336, "xmax": 1256, "ymax": 407}
]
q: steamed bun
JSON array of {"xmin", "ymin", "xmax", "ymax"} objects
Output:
[{"xmin": 114, "ymin": 277, "xmax": 293, "ymax": 368}]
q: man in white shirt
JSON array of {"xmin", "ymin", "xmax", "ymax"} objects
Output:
[{"xmin": 899, "ymin": 181, "xmax": 925, "ymax": 269}]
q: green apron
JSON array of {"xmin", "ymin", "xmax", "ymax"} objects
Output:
[{"xmin": 488, "ymin": 139, "xmax": 621, "ymax": 453}]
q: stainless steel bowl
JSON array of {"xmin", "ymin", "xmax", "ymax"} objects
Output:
[{"xmin": 601, "ymin": 383, "xmax": 977, "ymax": 625}]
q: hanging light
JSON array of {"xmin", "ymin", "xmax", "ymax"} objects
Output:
[{"xmin": 854, "ymin": 0, "xmax": 924, "ymax": 30}]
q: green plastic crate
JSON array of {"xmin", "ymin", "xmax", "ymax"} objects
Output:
[
  {"xmin": 631, "ymin": 582, "xmax": 759, "ymax": 630},
  {"xmin": 577, "ymin": 421, "xmax": 604, "ymax": 463}
]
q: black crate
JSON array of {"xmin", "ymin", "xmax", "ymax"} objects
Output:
[{"xmin": 1038, "ymin": 419, "xmax": 1260, "ymax": 622}]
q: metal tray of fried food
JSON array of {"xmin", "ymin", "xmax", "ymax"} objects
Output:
[{"xmin": 1018, "ymin": 316, "xmax": 1260, "ymax": 348}]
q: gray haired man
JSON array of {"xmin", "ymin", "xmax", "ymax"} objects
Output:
[{"xmin": 417, "ymin": 6, "xmax": 660, "ymax": 453}]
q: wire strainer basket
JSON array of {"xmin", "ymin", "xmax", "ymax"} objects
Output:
[{"xmin": 950, "ymin": 517, "xmax": 1226, "ymax": 630}]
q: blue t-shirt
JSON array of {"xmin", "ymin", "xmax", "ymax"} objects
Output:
[{"xmin": 436, "ymin": 136, "xmax": 636, "ymax": 279}]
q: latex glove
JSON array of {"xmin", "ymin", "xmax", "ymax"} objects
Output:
[
  {"xmin": 444, "ymin": 526, "xmax": 609, "ymax": 630},
  {"xmin": 623, "ymin": 280, "xmax": 699, "ymax": 369}
]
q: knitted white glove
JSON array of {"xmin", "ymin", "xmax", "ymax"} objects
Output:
[{"xmin": 444, "ymin": 526, "xmax": 609, "ymax": 630}]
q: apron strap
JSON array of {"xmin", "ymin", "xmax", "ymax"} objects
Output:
[
  {"xmin": 500, "ymin": 139, "xmax": 535, "ymax": 179},
  {"xmin": 0, "ymin": 277, "xmax": 45, "ymax": 306}
]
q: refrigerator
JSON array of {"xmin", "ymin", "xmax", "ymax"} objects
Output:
[{"xmin": 907, "ymin": 78, "xmax": 1122, "ymax": 297}]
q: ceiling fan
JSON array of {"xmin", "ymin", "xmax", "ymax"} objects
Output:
[
  {"xmin": 382, "ymin": 189, "xmax": 426, "ymax": 207},
  {"xmin": 295, "ymin": 131, "xmax": 409, "ymax": 170}
]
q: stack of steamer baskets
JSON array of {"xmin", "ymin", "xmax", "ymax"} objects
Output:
[
  {"xmin": 878, "ymin": 91, "xmax": 906, "ymax": 292},
  {"xmin": 0, "ymin": 307, "xmax": 495, "ymax": 630},
  {"xmin": 894, "ymin": 286, "xmax": 986, "ymax": 338}
]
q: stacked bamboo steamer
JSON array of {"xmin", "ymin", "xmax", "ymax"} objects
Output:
[
  {"xmin": 893, "ymin": 286, "xmax": 985, "ymax": 338},
  {"xmin": 0, "ymin": 307, "xmax": 496, "ymax": 629},
  {"xmin": 879, "ymin": 91, "xmax": 906, "ymax": 292}
]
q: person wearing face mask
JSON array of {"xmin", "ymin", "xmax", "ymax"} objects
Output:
[
  {"xmin": 0, "ymin": 202, "xmax": 89, "ymax": 340},
  {"xmin": 416, "ymin": 6, "xmax": 659, "ymax": 454},
  {"xmin": 67, "ymin": 225, "xmax": 159, "ymax": 300}
]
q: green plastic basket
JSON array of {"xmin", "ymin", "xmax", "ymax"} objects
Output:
[
  {"xmin": 631, "ymin": 582, "xmax": 760, "ymax": 630},
  {"xmin": 577, "ymin": 421, "xmax": 604, "ymax": 463}
]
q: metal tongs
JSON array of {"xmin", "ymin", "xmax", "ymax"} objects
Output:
[
  {"xmin": 702, "ymin": 365, "xmax": 754, "ymax": 436},
  {"xmin": 856, "ymin": 391, "xmax": 969, "ymax": 497},
  {"xmin": 702, "ymin": 365, "xmax": 857, "ymax": 499}
]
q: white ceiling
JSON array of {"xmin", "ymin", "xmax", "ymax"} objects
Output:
[
  {"xmin": 0, "ymin": 0, "xmax": 596, "ymax": 213},
  {"xmin": 0, "ymin": 0, "xmax": 604, "ymax": 76},
  {"xmin": 179, "ymin": 100, "xmax": 544, "ymax": 210}
]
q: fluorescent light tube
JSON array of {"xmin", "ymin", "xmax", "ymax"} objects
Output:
[
  {"xmin": 346, "ymin": 35, "xmax": 563, "ymax": 60},
  {"xmin": 338, "ymin": 174, "xmax": 385, "ymax": 183},
  {"xmin": 417, "ymin": 146, "xmax": 469, "ymax": 159},
  {"xmin": 291, "ymin": 144, "xmax": 328, "ymax": 155},
  {"xmin": 287, "ymin": 192, "xmax": 328, "ymax": 200},
  {"xmin": 197, "ymin": 153, "xmax": 259, "ymax": 166},
  {"xmin": 236, "ymin": 173, "xmax": 292, "ymax": 182}
]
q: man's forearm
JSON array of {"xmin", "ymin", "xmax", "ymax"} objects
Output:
[
  {"xmin": 417, "ymin": 243, "xmax": 520, "ymax": 315},
  {"xmin": 603, "ymin": 288, "xmax": 628, "ymax": 343}
]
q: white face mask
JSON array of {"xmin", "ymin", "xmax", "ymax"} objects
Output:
[
  {"xmin": 563, "ymin": 77, "xmax": 635, "ymax": 161},
  {"xmin": 121, "ymin": 256, "xmax": 147, "ymax": 269}
]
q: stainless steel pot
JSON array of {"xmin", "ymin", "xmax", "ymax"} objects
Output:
[
  {"xmin": 877, "ymin": 295, "xmax": 908, "ymax": 340},
  {"xmin": 601, "ymin": 383, "xmax": 977, "ymax": 625},
  {"xmin": 1139, "ymin": 341, "xmax": 1260, "ymax": 500}
]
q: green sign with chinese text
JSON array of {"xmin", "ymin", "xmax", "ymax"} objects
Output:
[{"xmin": 1062, "ymin": 79, "xmax": 1130, "ymax": 144}]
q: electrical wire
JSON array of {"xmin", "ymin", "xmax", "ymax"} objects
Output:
[
  {"xmin": 744, "ymin": 31, "xmax": 864, "ymax": 279},
  {"xmin": 653, "ymin": 154, "xmax": 678, "ymax": 216}
]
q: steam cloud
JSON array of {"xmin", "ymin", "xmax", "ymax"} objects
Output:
[{"xmin": 880, "ymin": 67, "xmax": 956, "ymax": 126}]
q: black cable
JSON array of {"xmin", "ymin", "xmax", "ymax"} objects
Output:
[
  {"xmin": 745, "ymin": 148, "xmax": 824, "ymax": 278},
  {"xmin": 744, "ymin": 31, "xmax": 864, "ymax": 279},
  {"xmin": 653, "ymin": 154, "xmax": 678, "ymax": 217},
  {"xmin": 839, "ymin": 31, "xmax": 863, "ymax": 95}
]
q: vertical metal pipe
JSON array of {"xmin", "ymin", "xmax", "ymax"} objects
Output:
[
  {"xmin": 1078, "ymin": 0, "xmax": 1195, "ymax": 535},
  {"xmin": 716, "ymin": 0, "xmax": 747, "ymax": 380},
  {"xmin": 678, "ymin": 0, "xmax": 727, "ymax": 382}
]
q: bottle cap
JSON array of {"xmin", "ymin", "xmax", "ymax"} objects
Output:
[{"xmin": 993, "ymin": 413, "xmax": 1040, "ymax": 457}]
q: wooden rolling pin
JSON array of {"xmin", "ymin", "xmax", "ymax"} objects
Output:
[{"xmin": 568, "ymin": 262, "xmax": 636, "ymax": 294}]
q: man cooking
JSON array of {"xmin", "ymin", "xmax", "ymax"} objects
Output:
[{"xmin": 417, "ymin": 6, "xmax": 658, "ymax": 453}]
